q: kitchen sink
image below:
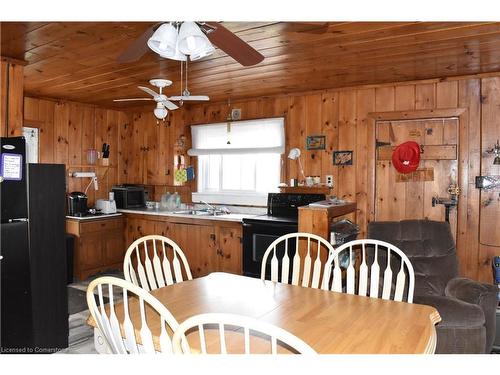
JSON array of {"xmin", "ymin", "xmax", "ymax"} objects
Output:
[{"xmin": 172, "ymin": 209, "xmax": 228, "ymax": 216}]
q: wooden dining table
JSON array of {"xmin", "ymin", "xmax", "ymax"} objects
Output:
[{"xmin": 87, "ymin": 272, "xmax": 441, "ymax": 354}]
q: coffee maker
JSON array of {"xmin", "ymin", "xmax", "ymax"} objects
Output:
[{"xmin": 67, "ymin": 191, "xmax": 88, "ymax": 216}]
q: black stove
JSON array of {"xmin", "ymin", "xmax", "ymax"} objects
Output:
[{"xmin": 242, "ymin": 193, "xmax": 325, "ymax": 278}]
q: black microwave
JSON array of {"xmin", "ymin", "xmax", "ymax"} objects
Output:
[{"xmin": 112, "ymin": 185, "xmax": 146, "ymax": 209}]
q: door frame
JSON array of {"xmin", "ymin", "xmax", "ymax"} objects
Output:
[{"xmin": 367, "ymin": 107, "xmax": 469, "ymax": 267}]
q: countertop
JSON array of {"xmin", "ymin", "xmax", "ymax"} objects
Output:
[
  {"xmin": 117, "ymin": 208, "xmax": 257, "ymax": 223},
  {"xmin": 66, "ymin": 213, "xmax": 123, "ymax": 221}
]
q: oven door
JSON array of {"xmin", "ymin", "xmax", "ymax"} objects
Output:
[{"xmin": 242, "ymin": 220, "xmax": 298, "ymax": 280}]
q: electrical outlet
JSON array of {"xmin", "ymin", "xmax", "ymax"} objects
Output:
[{"xmin": 326, "ymin": 175, "xmax": 334, "ymax": 187}]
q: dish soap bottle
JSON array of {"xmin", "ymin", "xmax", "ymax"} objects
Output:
[{"xmin": 173, "ymin": 192, "xmax": 181, "ymax": 209}]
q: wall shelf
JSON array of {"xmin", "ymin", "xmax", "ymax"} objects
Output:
[
  {"xmin": 279, "ymin": 185, "xmax": 332, "ymax": 195},
  {"xmin": 66, "ymin": 164, "xmax": 117, "ymax": 168}
]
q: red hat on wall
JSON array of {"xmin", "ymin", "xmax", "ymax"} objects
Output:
[{"xmin": 392, "ymin": 141, "xmax": 421, "ymax": 174}]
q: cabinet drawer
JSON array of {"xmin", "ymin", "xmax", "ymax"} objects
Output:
[{"xmin": 80, "ymin": 218, "xmax": 123, "ymax": 233}]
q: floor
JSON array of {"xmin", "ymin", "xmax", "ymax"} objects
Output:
[{"xmin": 57, "ymin": 270, "xmax": 123, "ymax": 354}]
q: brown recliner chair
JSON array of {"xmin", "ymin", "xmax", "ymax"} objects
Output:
[{"xmin": 368, "ymin": 220, "xmax": 498, "ymax": 354}]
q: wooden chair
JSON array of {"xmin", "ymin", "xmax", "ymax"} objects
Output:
[
  {"xmin": 260, "ymin": 232, "xmax": 335, "ymax": 289},
  {"xmin": 323, "ymin": 239, "xmax": 415, "ymax": 303},
  {"xmin": 86, "ymin": 276, "xmax": 180, "ymax": 354},
  {"xmin": 172, "ymin": 313, "xmax": 317, "ymax": 354},
  {"xmin": 123, "ymin": 235, "xmax": 192, "ymax": 291}
]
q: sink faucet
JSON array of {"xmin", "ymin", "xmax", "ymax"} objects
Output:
[
  {"xmin": 199, "ymin": 200, "xmax": 231, "ymax": 215},
  {"xmin": 200, "ymin": 200, "xmax": 216, "ymax": 211}
]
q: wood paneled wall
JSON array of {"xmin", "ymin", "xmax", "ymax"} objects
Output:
[
  {"xmin": 21, "ymin": 74, "xmax": 500, "ymax": 283},
  {"xmin": 23, "ymin": 97, "xmax": 129, "ymax": 206},
  {"xmin": 1, "ymin": 57, "xmax": 24, "ymax": 137},
  {"xmin": 185, "ymin": 76, "xmax": 500, "ymax": 283},
  {"xmin": 122, "ymin": 108, "xmax": 195, "ymax": 203}
]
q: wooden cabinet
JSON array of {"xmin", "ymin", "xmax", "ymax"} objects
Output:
[
  {"xmin": 124, "ymin": 214, "xmax": 243, "ymax": 278},
  {"xmin": 66, "ymin": 216, "xmax": 125, "ymax": 280},
  {"xmin": 129, "ymin": 112, "xmax": 172, "ymax": 186},
  {"xmin": 217, "ymin": 225, "xmax": 243, "ymax": 275}
]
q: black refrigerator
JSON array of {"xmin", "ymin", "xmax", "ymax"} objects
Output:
[{"xmin": 0, "ymin": 136, "xmax": 68, "ymax": 353}]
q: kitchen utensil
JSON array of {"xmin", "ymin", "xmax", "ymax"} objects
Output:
[{"xmin": 102, "ymin": 143, "xmax": 110, "ymax": 158}]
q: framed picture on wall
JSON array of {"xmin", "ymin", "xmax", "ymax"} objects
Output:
[
  {"xmin": 306, "ymin": 135, "xmax": 326, "ymax": 150},
  {"xmin": 333, "ymin": 150, "xmax": 353, "ymax": 166}
]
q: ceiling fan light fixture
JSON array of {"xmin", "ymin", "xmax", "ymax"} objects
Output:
[
  {"xmin": 147, "ymin": 23, "xmax": 178, "ymax": 55},
  {"xmin": 190, "ymin": 44, "xmax": 215, "ymax": 61},
  {"xmin": 153, "ymin": 103, "xmax": 168, "ymax": 120},
  {"xmin": 160, "ymin": 40, "xmax": 187, "ymax": 61},
  {"xmin": 178, "ymin": 21, "xmax": 212, "ymax": 55}
]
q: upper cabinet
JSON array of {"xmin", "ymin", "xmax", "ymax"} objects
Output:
[
  {"xmin": 125, "ymin": 109, "xmax": 189, "ymax": 188},
  {"xmin": 127, "ymin": 111, "xmax": 172, "ymax": 185},
  {"xmin": 1, "ymin": 57, "xmax": 25, "ymax": 137}
]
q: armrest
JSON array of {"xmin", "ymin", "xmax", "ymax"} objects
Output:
[
  {"xmin": 445, "ymin": 277, "xmax": 498, "ymax": 353},
  {"xmin": 445, "ymin": 277, "xmax": 497, "ymax": 306}
]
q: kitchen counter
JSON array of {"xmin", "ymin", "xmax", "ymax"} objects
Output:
[
  {"xmin": 66, "ymin": 213, "xmax": 123, "ymax": 221},
  {"xmin": 117, "ymin": 208, "xmax": 256, "ymax": 222}
]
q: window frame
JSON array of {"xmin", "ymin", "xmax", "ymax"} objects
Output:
[{"xmin": 190, "ymin": 118, "xmax": 285, "ymax": 206}]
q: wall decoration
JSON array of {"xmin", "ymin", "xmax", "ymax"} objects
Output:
[
  {"xmin": 333, "ymin": 150, "xmax": 353, "ymax": 166},
  {"xmin": 306, "ymin": 135, "xmax": 326, "ymax": 150}
]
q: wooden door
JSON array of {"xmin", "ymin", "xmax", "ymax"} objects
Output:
[
  {"xmin": 217, "ymin": 225, "xmax": 243, "ymax": 275},
  {"xmin": 375, "ymin": 118, "xmax": 459, "ymax": 238},
  {"xmin": 478, "ymin": 77, "xmax": 500, "ymax": 281}
]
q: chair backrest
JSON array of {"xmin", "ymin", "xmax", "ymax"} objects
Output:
[
  {"xmin": 86, "ymin": 276, "xmax": 179, "ymax": 354},
  {"xmin": 368, "ymin": 220, "xmax": 458, "ymax": 296},
  {"xmin": 123, "ymin": 235, "xmax": 193, "ymax": 291},
  {"xmin": 172, "ymin": 313, "xmax": 317, "ymax": 354},
  {"xmin": 323, "ymin": 239, "xmax": 415, "ymax": 303},
  {"xmin": 260, "ymin": 232, "xmax": 335, "ymax": 289}
]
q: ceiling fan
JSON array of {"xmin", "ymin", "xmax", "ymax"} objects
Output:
[
  {"xmin": 117, "ymin": 21, "xmax": 264, "ymax": 67},
  {"xmin": 169, "ymin": 59, "xmax": 210, "ymax": 104},
  {"xmin": 113, "ymin": 79, "xmax": 179, "ymax": 120}
]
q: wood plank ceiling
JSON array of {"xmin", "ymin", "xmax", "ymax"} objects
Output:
[{"xmin": 2, "ymin": 21, "xmax": 500, "ymax": 107}]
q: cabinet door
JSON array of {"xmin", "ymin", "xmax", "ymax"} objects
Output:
[
  {"xmin": 103, "ymin": 229, "xmax": 126, "ymax": 265},
  {"xmin": 167, "ymin": 222, "xmax": 218, "ymax": 278},
  {"xmin": 143, "ymin": 114, "xmax": 172, "ymax": 185},
  {"xmin": 217, "ymin": 226, "xmax": 243, "ymax": 275},
  {"xmin": 129, "ymin": 113, "xmax": 147, "ymax": 184},
  {"xmin": 79, "ymin": 233, "xmax": 104, "ymax": 270}
]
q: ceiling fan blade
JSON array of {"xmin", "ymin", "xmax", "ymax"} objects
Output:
[
  {"xmin": 116, "ymin": 24, "xmax": 159, "ymax": 63},
  {"xmin": 138, "ymin": 86, "xmax": 159, "ymax": 98},
  {"xmin": 113, "ymin": 98, "xmax": 154, "ymax": 102},
  {"xmin": 161, "ymin": 100, "xmax": 179, "ymax": 111},
  {"xmin": 204, "ymin": 22, "xmax": 264, "ymax": 66},
  {"xmin": 169, "ymin": 95, "xmax": 210, "ymax": 101}
]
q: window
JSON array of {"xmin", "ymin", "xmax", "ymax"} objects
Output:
[{"xmin": 188, "ymin": 118, "xmax": 285, "ymax": 206}]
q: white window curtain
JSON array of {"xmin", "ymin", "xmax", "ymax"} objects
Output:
[{"xmin": 188, "ymin": 117, "xmax": 285, "ymax": 156}]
